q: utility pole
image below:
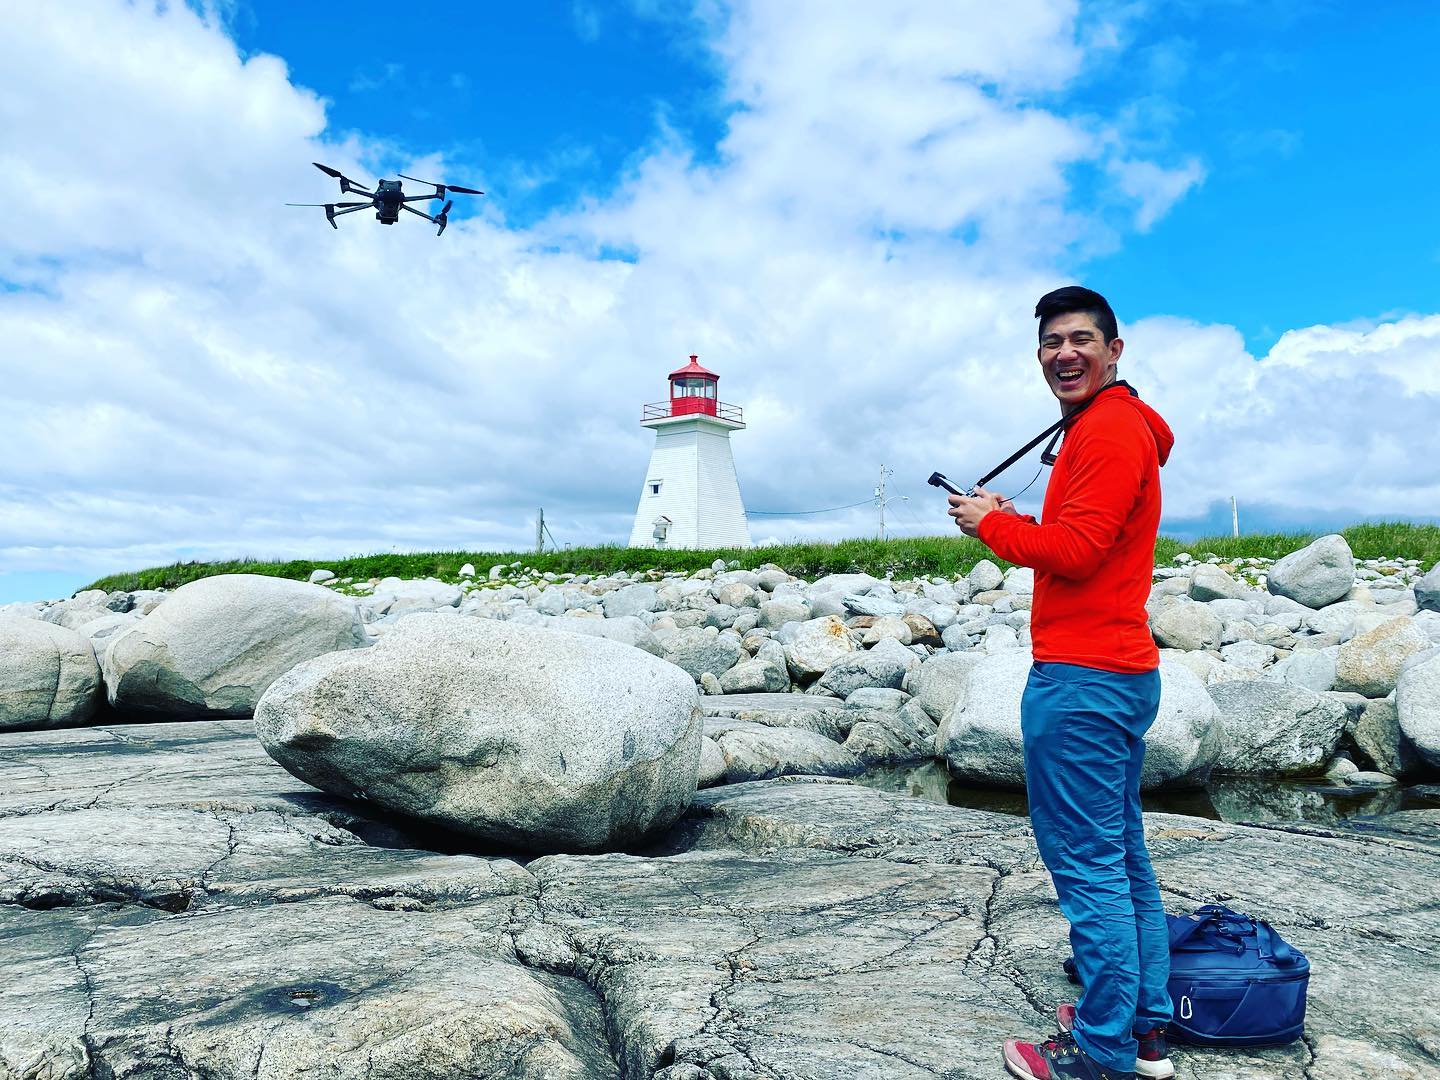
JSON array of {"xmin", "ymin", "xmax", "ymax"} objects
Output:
[
  {"xmin": 536, "ymin": 508, "xmax": 545, "ymax": 553},
  {"xmin": 1231, "ymin": 496, "xmax": 1239, "ymax": 538},
  {"xmin": 874, "ymin": 465, "xmax": 908, "ymax": 541},
  {"xmin": 876, "ymin": 465, "xmax": 886, "ymax": 540}
]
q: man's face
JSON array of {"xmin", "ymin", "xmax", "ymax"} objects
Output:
[{"xmin": 1037, "ymin": 311, "xmax": 1123, "ymax": 410}]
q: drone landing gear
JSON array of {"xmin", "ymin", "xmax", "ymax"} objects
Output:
[{"xmin": 400, "ymin": 199, "xmax": 454, "ymax": 236}]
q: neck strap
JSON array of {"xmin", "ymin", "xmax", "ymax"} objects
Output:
[{"xmin": 973, "ymin": 380, "xmax": 1136, "ymax": 490}]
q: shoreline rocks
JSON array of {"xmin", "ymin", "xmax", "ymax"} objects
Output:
[{"xmin": 255, "ymin": 613, "xmax": 702, "ymax": 853}]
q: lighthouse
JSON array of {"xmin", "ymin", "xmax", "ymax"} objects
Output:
[{"xmin": 628, "ymin": 355, "xmax": 752, "ymax": 549}]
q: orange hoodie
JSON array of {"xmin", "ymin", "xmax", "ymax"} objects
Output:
[{"xmin": 977, "ymin": 383, "xmax": 1175, "ymax": 674}]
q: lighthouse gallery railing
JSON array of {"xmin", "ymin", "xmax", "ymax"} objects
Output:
[{"xmin": 641, "ymin": 400, "xmax": 744, "ymax": 423}]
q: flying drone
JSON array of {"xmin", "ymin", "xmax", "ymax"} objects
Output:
[{"xmin": 287, "ymin": 162, "xmax": 484, "ymax": 235}]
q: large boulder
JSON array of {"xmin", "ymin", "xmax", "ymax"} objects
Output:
[
  {"xmin": 0, "ymin": 617, "xmax": 102, "ymax": 731},
  {"xmin": 782, "ymin": 615, "xmax": 858, "ymax": 680},
  {"xmin": 1188, "ymin": 564, "xmax": 1249, "ymax": 602},
  {"xmin": 1396, "ymin": 651, "xmax": 1440, "ymax": 768},
  {"xmin": 102, "ymin": 574, "xmax": 367, "ymax": 718},
  {"xmin": 1208, "ymin": 681, "xmax": 1349, "ymax": 776},
  {"xmin": 758, "ymin": 596, "xmax": 811, "ymax": 629},
  {"xmin": 708, "ymin": 721, "xmax": 862, "ymax": 783},
  {"xmin": 660, "ymin": 626, "xmax": 744, "ymax": 681},
  {"xmin": 815, "ymin": 638, "xmax": 914, "ymax": 698},
  {"xmin": 1332, "ymin": 616, "xmax": 1431, "ymax": 698},
  {"xmin": 1151, "ymin": 601, "xmax": 1222, "ymax": 651},
  {"xmin": 1349, "ymin": 697, "xmax": 1423, "ymax": 778},
  {"xmin": 256, "ymin": 614, "xmax": 701, "ymax": 852},
  {"xmin": 906, "ymin": 651, "xmax": 985, "ymax": 722},
  {"xmin": 938, "ymin": 652, "xmax": 1220, "ymax": 790},
  {"xmin": 1266, "ymin": 534, "xmax": 1355, "ymax": 609},
  {"xmin": 601, "ymin": 583, "xmax": 659, "ymax": 619}
]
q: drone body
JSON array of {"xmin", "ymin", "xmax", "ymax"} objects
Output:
[{"xmin": 287, "ymin": 162, "xmax": 484, "ymax": 236}]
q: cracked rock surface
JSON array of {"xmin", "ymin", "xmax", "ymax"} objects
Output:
[{"xmin": 4, "ymin": 722, "xmax": 1438, "ymax": 1079}]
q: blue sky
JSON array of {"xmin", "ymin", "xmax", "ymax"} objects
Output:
[
  {"xmin": 2, "ymin": 1, "xmax": 1438, "ymax": 604},
  {"xmin": 233, "ymin": 1, "xmax": 1440, "ymax": 353}
]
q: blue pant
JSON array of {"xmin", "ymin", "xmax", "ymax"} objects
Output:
[{"xmin": 1021, "ymin": 661, "xmax": 1171, "ymax": 1073}]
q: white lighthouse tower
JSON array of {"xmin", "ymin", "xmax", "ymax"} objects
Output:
[{"xmin": 628, "ymin": 355, "xmax": 752, "ymax": 550}]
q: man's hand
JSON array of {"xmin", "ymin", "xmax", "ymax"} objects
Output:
[{"xmin": 947, "ymin": 487, "xmax": 1010, "ymax": 537}]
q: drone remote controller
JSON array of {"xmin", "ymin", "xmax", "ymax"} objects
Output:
[{"xmin": 926, "ymin": 472, "xmax": 974, "ymax": 498}]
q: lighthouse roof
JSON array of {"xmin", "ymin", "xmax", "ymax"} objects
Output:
[{"xmin": 668, "ymin": 354, "xmax": 718, "ymax": 381}]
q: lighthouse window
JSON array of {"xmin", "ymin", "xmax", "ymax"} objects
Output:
[{"xmin": 650, "ymin": 481, "xmax": 662, "ymax": 495}]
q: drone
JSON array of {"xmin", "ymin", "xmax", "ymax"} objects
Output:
[{"xmin": 287, "ymin": 162, "xmax": 484, "ymax": 236}]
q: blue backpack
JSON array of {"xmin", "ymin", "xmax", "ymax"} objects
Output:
[
  {"xmin": 1165, "ymin": 904, "xmax": 1309, "ymax": 1047},
  {"xmin": 1063, "ymin": 904, "xmax": 1310, "ymax": 1047}
]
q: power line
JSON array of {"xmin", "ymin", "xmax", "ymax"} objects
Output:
[{"xmin": 747, "ymin": 498, "xmax": 875, "ymax": 517}]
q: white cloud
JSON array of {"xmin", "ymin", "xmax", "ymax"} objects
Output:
[
  {"xmin": 0, "ymin": 0, "xmax": 1431, "ymax": 599},
  {"xmin": 1107, "ymin": 156, "xmax": 1206, "ymax": 230}
]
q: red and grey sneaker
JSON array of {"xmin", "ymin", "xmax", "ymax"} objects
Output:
[
  {"xmin": 1003, "ymin": 1032, "xmax": 1133, "ymax": 1080},
  {"xmin": 1056, "ymin": 1005, "xmax": 1175, "ymax": 1080}
]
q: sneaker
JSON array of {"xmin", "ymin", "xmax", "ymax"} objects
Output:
[
  {"xmin": 1003, "ymin": 1033, "xmax": 1134, "ymax": 1080},
  {"xmin": 1056, "ymin": 1004, "xmax": 1175, "ymax": 1080}
]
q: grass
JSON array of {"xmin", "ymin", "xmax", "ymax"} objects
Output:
[{"xmin": 79, "ymin": 522, "xmax": 1440, "ymax": 595}]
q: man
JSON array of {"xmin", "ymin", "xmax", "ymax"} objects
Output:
[{"xmin": 948, "ymin": 286, "xmax": 1176, "ymax": 1080}]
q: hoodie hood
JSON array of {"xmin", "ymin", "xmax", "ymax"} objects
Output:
[{"xmin": 1090, "ymin": 383, "xmax": 1174, "ymax": 467}]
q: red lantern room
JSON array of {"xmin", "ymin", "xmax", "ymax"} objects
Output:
[
  {"xmin": 667, "ymin": 355, "xmax": 719, "ymax": 417},
  {"xmin": 641, "ymin": 355, "xmax": 744, "ymax": 426}
]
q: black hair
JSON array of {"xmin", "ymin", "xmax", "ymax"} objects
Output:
[{"xmin": 1035, "ymin": 286, "xmax": 1118, "ymax": 344}]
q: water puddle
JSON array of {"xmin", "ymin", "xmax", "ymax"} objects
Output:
[{"xmin": 856, "ymin": 761, "xmax": 1440, "ymax": 827}]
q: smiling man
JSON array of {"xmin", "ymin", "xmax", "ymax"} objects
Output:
[{"xmin": 947, "ymin": 287, "xmax": 1177, "ymax": 1080}]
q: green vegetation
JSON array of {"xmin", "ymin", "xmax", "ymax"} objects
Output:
[{"xmin": 81, "ymin": 522, "xmax": 1440, "ymax": 595}]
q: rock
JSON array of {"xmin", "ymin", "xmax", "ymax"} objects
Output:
[
  {"xmin": 844, "ymin": 687, "xmax": 910, "ymax": 710},
  {"xmin": 1208, "ymin": 681, "xmax": 1350, "ymax": 776},
  {"xmin": 718, "ymin": 658, "xmax": 790, "ymax": 694},
  {"xmin": 1349, "ymin": 697, "xmax": 1422, "ymax": 778},
  {"xmin": 1326, "ymin": 756, "xmax": 1360, "ymax": 781},
  {"xmin": 710, "ymin": 721, "xmax": 862, "ymax": 782},
  {"xmin": 900, "ymin": 612, "xmax": 944, "ymax": 647},
  {"xmin": 699, "ymin": 671, "xmax": 722, "ymax": 695},
  {"xmin": 1396, "ymin": 651, "xmax": 1440, "ymax": 768},
  {"xmin": 842, "ymin": 592, "xmax": 905, "ymax": 618},
  {"xmin": 783, "ymin": 615, "xmax": 857, "ymax": 680},
  {"xmin": 1266, "ymin": 648, "xmax": 1338, "ymax": 693},
  {"xmin": 939, "ymin": 653, "xmax": 1220, "ymax": 790},
  {"xmin": 41, "ymin": 589, "xmax": 112, "ymax": 631},
  {"xmin": 102, "ymin": 574, "xmax": 366, "ymax": 719},
  {"xmin": 815, "ymin": 638, "xmax": 913, "ymax": 698},
  {"xmin": 458, "ymin": 562, "xmax": 476, "ymax": 577},
  {"xmin": 660, "ymin": 626, "xmax": 744, "ymax": 681},
  {"xmin": 1189, "ymin": 564, "xmax": 1249, "ymax": 602},
  {"xmin": 996, "ymin": 566, "xmax": 1032, "ymax": 596},
  {"xmin": 982, "ymin": 624, "xmax": 1021, "ymax": 651},
  {"xmin": 842, "ymin": 701, "xmax": 938, "ymax": 765},
  {"xmin": 1151, "ymin": 601, "xmax": 1223, "ymax": 651},
  {"xmin": 75, "ymin": 611, "xmax": 142, "ymax": 652},
  {"xmin": 755, "ymin": 568, "xmax": 790, "ymax": 592},
  {"xmin": 0, "ymin": 618, "xmax": 102, "ymax": 731},
  {"xmin": 365, "ymin": 576, "xmax": 463, "ymax": 617},
  {"xmin": 809, "ymin": 573, "xmax": 880, "ymax": 597},
  {"xmin": 1333, "ymin": 616, "xmax": 1431, "ymax": 698},
  {"xmin": 860, "ymin": 615, "xmax": 912, "ymax": 646},
  {"xmin": 308, "ymin": 568, "xmax": 335, "ymax": 584},
  {"xmin": 5, "ymin": 719, "xmax": 1440, "ymax": 1080},
  {"xmin": 548, "ymin": 614, "xmax": 663, "ymax": 656},
  {"xmin": 712, "ymin": 582, "xmax": 757, "ymax": 608},
  {"xmin": 601, "ymin": 583, "xmax": 659, "ymax": 619},
  {"xmin": 907, "ymin": 651, "xmax": 985, "ymax": 722},
  {"xmin": 256, "ymin": 614, "xmax": 701, "ymax": 852},
  {"xmin": 1345, "ymin": 771, "xmax": 1399, "ymax": 788},
  {"xmin": 1219, "ymin": 640, "xmax": 1276, "ymax": 671},
  {"xmin": 1267, "ymin": 534, "xmax": 1356, "ymax": 609},
  {"xmin": 758, "ymin": 596, "xmax": 811, "ymax": 629},
  {"xmin": 535, "ymin": 587, "xmax": 569, "ymax": 616},
  {"xmin": 697, "ymin": 736, "xmax": 726, "ymax": 787},
  {"xmin": 967, "ymin": 559, "xmax": 1004, "ymax": 594}
]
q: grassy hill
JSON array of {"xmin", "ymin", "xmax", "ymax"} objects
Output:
[{"xmin": 81, "ymin": 522, "xmax": 1440, "ymax": 594}]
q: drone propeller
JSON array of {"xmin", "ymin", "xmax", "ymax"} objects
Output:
[
  {"xmin": 435, "ymin": 199, "xmax": 454, "ymax": 237},
  {"xmin": 398, "ymin": 173, "xmax": 485, "ymax": 198},
  {"xmin": 312, "ymin": 162, "xmax": 345, "ymax": 179},
  {"xmin": 285, "ymin": 201, "xmax": 368, "ymax": 207}
]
